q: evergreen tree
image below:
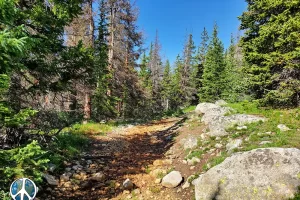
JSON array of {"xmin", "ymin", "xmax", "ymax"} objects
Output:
[
  {"xmin": 195, "ymin": 27, "xmax": 209, "ymax": 94},
  {"xmin": 161, "ymin": 60, "xmax": 172, "ymax": 110},
  {"xmin": 199, "ymin": 23, "xmax": 226, "ymax": 102},
  {"xmin": 222, "ymin": 34, "xmax": 246, "ymax": 102},
  {"xmin": 92, "ymin": 0, "xmax": 115, "ymax": 120},
  {"xmin": 181, "ymin": 34, "xmax": 196, "ymax": 105},
  {"xmin": 172, "ymin": 55, "xmax": 185, "ymax": 107},
  {"xmin": 139, "ymin": 52, "xmax": 151, "ymax": 89},
  {"xmin": 239, "ymin": 0, "xmax": 300, "ymax": 107},
  {"xmin": 148, "ymin": 31, "xmax": 163, "ymax": 95}
]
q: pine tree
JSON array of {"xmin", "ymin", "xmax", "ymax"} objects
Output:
[
  {"xmin": 181, "ymin": 34, "xmax": 196, "ymax": 105},
  {"xmin": 239, "ymin": 0, "xmax": 300, "ymax": 107},
  {"xmin": 148, "ymin": 31, "xmax": 163, "ymax": 95},
  {"xmin": 172, "ymin": 55, "xmax": 184, "ymax": 107},
  {"xmin": 222, "ymin": 34, "xmax": 246, "ymax": 102},
  {"xmin": 195, "ymin": 27, "xmax": 209, "ymax": 94},
  {"xmin": 199, "ymin": 23, "xmax": 226, "ymax": 102},
  {"xmin": 139, "ymin": 52, "xmax": 151, "ymax": 89},
  {"xmin": 105, "ymin": 0, "xmax": 143, "ymax": 117},
  {"xmin": 161, "ymin": 60, "xmax": 172, "ymax": 110}
]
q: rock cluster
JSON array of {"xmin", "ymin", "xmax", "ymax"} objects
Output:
[
  {"xmin": 193, "ymin": 148, "xmax": 300, "ymax": 200},
  {"xmin": 195, "ymin": 101, "xmax": 265, "ymax": 136}
]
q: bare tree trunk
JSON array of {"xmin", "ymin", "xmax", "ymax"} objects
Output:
[
  {"xmin": 107, "ymin": 5, "xmax": 116, "ymax": 97},
  {"xmin": 83, "ymin": 0, "xmax": 94, "ymax": 122},
  {"xmin": 83, "ymin": 92, "xmax": 91, "ymax": 124}
]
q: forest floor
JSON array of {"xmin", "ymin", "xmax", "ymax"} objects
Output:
[{"xmin": 40, "ymin": 116, "xmax": 206, "ymax": 200}]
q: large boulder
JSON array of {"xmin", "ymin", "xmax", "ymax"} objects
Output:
[
  {"xmin": 193, "ymin": 148, "xmax": 300, "ymax": 200},
  {"xmin": 195, "ymin": 102, "xmax": 265, "ymax": 137},
  {"xmin": 207, "ymin": 114, "xmax": 265, "ymax": 137},
  {"xmin": 195, "ymin": 103, "xmax": 220, "ymax": 115},
  {"xmin": 201, "ymin": 107, "xmax": 232, "ymax": 125}
]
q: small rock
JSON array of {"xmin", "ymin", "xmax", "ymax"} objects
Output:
[
  {"xmin": 155, "ymin": 178, "xmax": 162, "ymax": 184},
  {"xmin": 80, "ymin": 181, "xmax": 91, "ymax": 188},
  {"xmin": 215, "ymin": 143, "xmax": 223, "ymax": 149},
  {"xmin": 161, "ymin": 171, "xmax": 182, "ymax": 188},
  {"xmin": 180, "ymin": 135, "xmax": 199, "ymax": 150},
  {"xmin": 42, "ymin": 173, "xmax": 58, "ymax": 186},
  {"xmin": 187, "ymin": 157, "xmax": 200, "ymax": 166},
  {"xmin": 277, "ymin": 124, "xmax": 291, "ymax": 132},
  {"xmin": 182, "ymin": 160, "xmax": 188, "ymax": 164},
  {"xmin": 65, "ymin": 167, "xmax": 72, "ymax": 172},
  {"xmin": 190, "ymin": 166, "xmax": 195, "ymax": 170},
  {"xmin": 236, "ymin": 126, "xmax": 247, "ymax": 130},
  {"xmin": 90, "ymin": 172, "xmax": 106, "ymax": 182},
  {"xmin": 60, "ymin": 173, "xmax": 70, "ymax": 182},
  {"xmin": 182, "ymin": 181, "xmax": 190, "ymax": 189},
  {"xmin": 216, "ymin": 137, "xmax": 221, "ymax": 141},
  {"xmin": 87, "ymin": 160, "xmax": 92, "ymax": 164},
  {"xmin": 177, "ymin": 188, "xmax": 182, "ymax": 193},
  {"xmin": 226, "ymin": 139, "xmax": 242, "ymax": 153},
  {"xmin": 123, "ymin": 178, "xmax": 134, "ymax": 190},
  {"xmin": 63, "ymin": 181, "xmax": 72, "ymax": 188},
  {"xmin": 72, "ymin": 165, "xmax": 83, "ymax": 171}
]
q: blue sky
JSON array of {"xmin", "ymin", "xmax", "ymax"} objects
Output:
[{"xmin": 135, "ymin": 0, "xmax": 247, "ymax": 64}]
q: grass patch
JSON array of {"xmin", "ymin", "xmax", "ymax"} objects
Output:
[
  {"xmin": 203, "ymin": 152, "xmax": 227, "ymax": 171},
  {"xmin": 71, "ymin": 122, "xmax": 114, "ymax": 135},
  {"xmin": 188, "ymin": 173, "xmax": 200, "ymax": 183},
  {"xmin": 226, "ymin": 101, "xmax": 300, "ymax": 150},
  {"xmin": 156, "ymin": 171, "xmax": 165, "ymax": 179},
  {"xmin": 167, "ymin": 167, "xmax": 175, "ymax": 174},
  {"xmin": 187, "ymin": 150, "xmax": 204, "ymax": 159},
  {"xmin": 183, "ymin": 105, "xmax": 196, "ymax": 113},
  {"xmin": 145, "ymin": 165, "xmax": 151, "ymax": 174},
  {"xmin": 52, "ymin": 132, "xmax": 89, "ymax": 157},
  {"xmin": 149, "ymin": 186, "xmax": 161, "ymax": 193}
]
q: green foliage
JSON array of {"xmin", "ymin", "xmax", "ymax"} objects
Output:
[
  {"xmin": 161, "ymin": 60, "xmax": 173, "ymax": 110},
  {"xmin": 239, "ymin": 0, "xmax": 300, "ymax": 107},
  {"xmin": 0, "ymin": 190, "xmax": 10, "ymax": 200},
  {"xmin": 0, "ymin": 141, "xmax": 49, "ymax": 190},
  {"xmin": 222, "ymin": 35, "xmax": 248, "ymax": 102},
  {"xmin": 187, "ymin": 150, "xmax": 204, "ymax": 160},
  {"xmin": 51, "ymin": 132, "xmax": 88, "ymax": 158},
  {"xmin": 199, "ymin": 23, "xmax": 226, "ymax": 102}
]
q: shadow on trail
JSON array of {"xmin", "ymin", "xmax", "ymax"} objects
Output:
[{"xmin": 42, "ymin": 118, "xmax": 185, "ymax": 200}]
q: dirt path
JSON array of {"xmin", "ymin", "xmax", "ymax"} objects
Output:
[{"xmin": 40, "ymin": 117, "xmax": 200, "ymax": 200}]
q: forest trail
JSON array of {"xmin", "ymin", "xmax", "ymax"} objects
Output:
[{"xmin": 41, "ymin": 117, "xmax": 199, "ymax": 200}]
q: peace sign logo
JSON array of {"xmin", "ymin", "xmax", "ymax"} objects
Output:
[{"xmin": 10, "ymin": 178, "xmax": 38, "ymax": 200}]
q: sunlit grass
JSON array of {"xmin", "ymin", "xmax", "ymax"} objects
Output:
[
  {"xmin": 226, "ymin": 101, "xmax": 300, "ymax": 149},
  {"xmin": 70, "ymin": 122, "xmax": 114, "ymax": 136}
]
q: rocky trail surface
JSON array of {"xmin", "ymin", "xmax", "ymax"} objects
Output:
[{"xmin": 40, "ymin": 117, "xmax": 199, "ymax": 200}]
